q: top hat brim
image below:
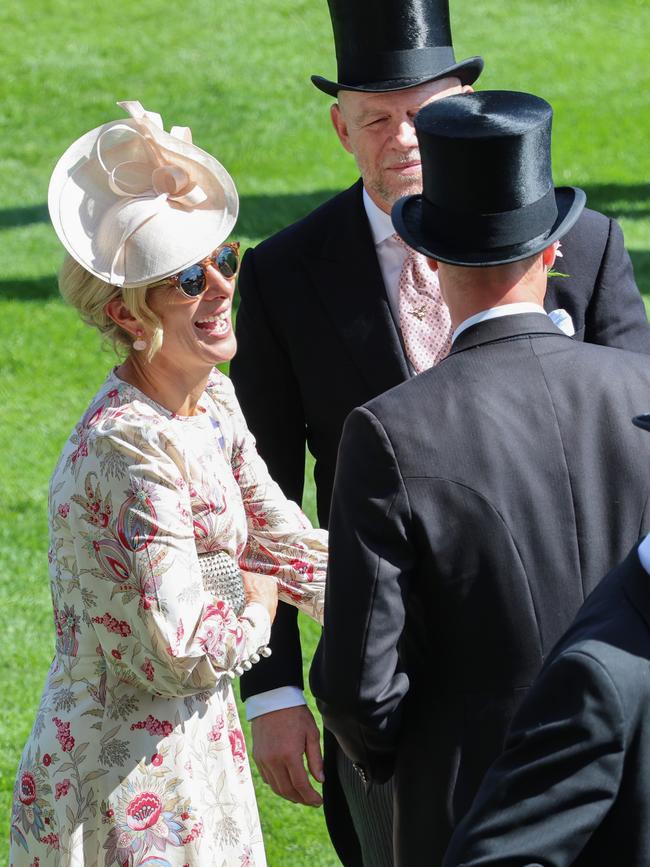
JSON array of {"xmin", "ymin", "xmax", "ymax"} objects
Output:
[
  {"xmin": 311, "ymin": 56, "xmax": 483, "ymax": 97},
  {"xmin": 391, "ymin": 186, "xmax": 587, "ymax": 267},
  {"xmin": 632, "ymin": 415, "xmax": 650, "ymax": 433}
]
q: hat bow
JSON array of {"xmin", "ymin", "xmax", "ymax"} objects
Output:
[{"xmin": 96, "ymin": 101, "xmax": 208, "ymax": 283}]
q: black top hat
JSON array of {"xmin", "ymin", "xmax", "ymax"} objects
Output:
[
  {"xmin": 633, "ymin": 415, "xmax": 650, "ymax": 432},
  {"xmin": 312, "ymin": 0, "xmax": 483, "ymax": 97},
  {"xmin": 392, "ymin": 91, "xmax": 586, "ymax": 266}
]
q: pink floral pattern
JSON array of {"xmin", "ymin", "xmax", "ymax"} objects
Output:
[{"xmin": 11, "ymin": 369, "xmax": 327, "ymax": 866}]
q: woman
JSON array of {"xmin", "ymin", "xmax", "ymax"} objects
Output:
[{"xmin": 10, "ymin": 101, "xmax": 326, "ymax": 867}]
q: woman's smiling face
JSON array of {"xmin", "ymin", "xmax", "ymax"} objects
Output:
[{"xmin": 147, "ymin": 258, "xmax": 238, "ymax": 372}]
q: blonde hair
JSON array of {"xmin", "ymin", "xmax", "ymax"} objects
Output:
[{"xmin": 58, "ymin": 254, "xmax": 164, "ymax": 360}]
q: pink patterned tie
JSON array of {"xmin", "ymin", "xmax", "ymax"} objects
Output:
[{"xmin": 394, "ymin": 233, "xmax": 452, "ymax": 373}]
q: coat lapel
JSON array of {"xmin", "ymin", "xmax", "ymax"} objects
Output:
[{"xmin": 309, "ymin": 180, "xmax": 411, "ymax": 393}]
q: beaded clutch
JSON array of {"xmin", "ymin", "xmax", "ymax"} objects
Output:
[{"xmin": 197, "ymin": 550, "xmax": 246, "ymax": 617}]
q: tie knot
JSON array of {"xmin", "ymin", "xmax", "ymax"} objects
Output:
[
  {"xmin": 392, "ymin": 232, "xmax": 428, "ymax": 266},
  {"xmin": 391, "ymin": 231, "xmax": 409, "ymax": 250},
  {"xmin": 393, "ymin": 233, "xmax": 434, "ymax": 285}
]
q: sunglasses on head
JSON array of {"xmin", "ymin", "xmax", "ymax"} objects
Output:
[{"xmin": 164, "ymin": 242, "xmax": 240, "ymax": 298}]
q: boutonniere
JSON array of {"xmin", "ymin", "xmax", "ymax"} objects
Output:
[{"xmin": 547, "ymin": 242, "xmax": 569, "ymax": 279}]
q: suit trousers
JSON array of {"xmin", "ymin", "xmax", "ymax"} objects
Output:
[{"xmin": 336, "ymin": 745, "xmax": 394, "ymax": 866}]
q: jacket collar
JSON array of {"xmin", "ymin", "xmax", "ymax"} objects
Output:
[{"xmin": 450, "ymin": 311, "xmax": 569, "ymax": 356}]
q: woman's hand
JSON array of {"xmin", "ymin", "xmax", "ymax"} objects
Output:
[{"xmin": 242, "ymin": 570, "xmax": 278, "ymax": 623}]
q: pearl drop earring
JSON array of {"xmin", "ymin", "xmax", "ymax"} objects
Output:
[{"xmin": 133, "ymin": 330, "xmax": 148, "ymax": 351}]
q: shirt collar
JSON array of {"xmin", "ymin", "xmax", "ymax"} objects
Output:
[
  {"xmin": 363, "ymin": 187, "xmax": 396, "ymax": 246},
  {"xmin": 452, "ymin": 303, "xmax": 547, "ymax": 344}
]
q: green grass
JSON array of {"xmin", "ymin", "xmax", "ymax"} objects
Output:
[{"xmin": 1, "ymin": 0, "xmax": 649, "ymax": 864}]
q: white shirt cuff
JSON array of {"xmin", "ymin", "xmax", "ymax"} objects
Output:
[{"xmin": 245, "ymin": 686, "xmax": 307, "ymax": 721}]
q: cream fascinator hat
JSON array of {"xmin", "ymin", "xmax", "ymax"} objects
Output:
[{"xmin": 48, "ymin": 100, "xmax": 239, "ymax": 288}]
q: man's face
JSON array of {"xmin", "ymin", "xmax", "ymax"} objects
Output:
[{"xmin": 331, "ymin": 78, "xmax": 470, "ymax": 213}]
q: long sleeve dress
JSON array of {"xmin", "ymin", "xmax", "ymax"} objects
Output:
[{"xmin": 10, "ymin": 368, "xmax": 327, "ymax": 867}]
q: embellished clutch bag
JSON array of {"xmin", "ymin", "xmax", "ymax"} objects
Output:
[{"xmin": 197, "ymin": 550, "xmax": 246, "ymax": 617}]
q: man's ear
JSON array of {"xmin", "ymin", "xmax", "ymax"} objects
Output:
[
  {"xmin": 542, "ymin": 241, "xmax": 560, "ymax": 270},
  {"xmin": 461, "ymin": 85, "xmax": 474, "ymax": 95},
  {"xmin": 105, "ymin": 297, "xmax": 142, "ymax": 339},
  {"xmin": 330, "ymin": 103, "xmax": 354, "ymax": 154}
]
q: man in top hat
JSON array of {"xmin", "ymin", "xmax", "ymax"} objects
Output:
[
  {"xmin": 309, "ymin": 90, "xmax": 650, "ymax": 866},
  {"xmin": 443, "ymin": 417, "xmax": 650, "ymax": 867},
  {"xmin": 230, "ymin": 0, "xmax": 650, "ymax": 861}
]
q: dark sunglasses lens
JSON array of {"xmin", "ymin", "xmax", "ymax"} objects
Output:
[
  {"xmin": 216, "ymin": 246, "xmax": 239, "ymax": 279},
  {"xmin": 179, "ymin": 264, "xmax": 206, "ymax": 297}
]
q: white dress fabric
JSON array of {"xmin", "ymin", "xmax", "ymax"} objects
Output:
[{"xmin": 10, "ymin": 369, "xmax": 326, "ymax": 867}]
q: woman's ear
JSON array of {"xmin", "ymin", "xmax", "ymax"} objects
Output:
[{"xmin": 105, "ymin": 297, "xmax": 142, "ymax": 339}]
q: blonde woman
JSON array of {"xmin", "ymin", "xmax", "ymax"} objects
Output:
[{"xmin": 10, "ymin": 101, "xmax": 326, "ymax": 867}]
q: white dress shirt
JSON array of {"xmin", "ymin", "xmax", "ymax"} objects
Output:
[{"xmin": 363, "ymin": 187, "xmax": 410, "ymax": 325}]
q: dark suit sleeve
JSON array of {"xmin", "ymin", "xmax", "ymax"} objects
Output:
[
  {"xmin": 231, "ymin": 246, "xmax": 307, "ymax": 699},
  {"xmin": 310, "ymin": 406, "xmax": 415, "ymax": 782},
  {"xmin": 443, "ymin": 651, "xmax": 626, "ymax": 867},
  {"xmin": 583, "ymin": 216, "xmax": 650, "ymax": 352}
]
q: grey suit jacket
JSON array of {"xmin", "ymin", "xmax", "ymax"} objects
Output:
[{"xmin": 310, "ymin": 313, "xmax": 650, "ymax": 865}]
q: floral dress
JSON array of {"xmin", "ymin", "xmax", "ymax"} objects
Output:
[{"xmin": 10, "ymin": 369, "xmax": 326, "ymax": 867}]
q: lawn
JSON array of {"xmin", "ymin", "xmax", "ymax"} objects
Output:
[{"xmin": 1, "ymin": 0, "xmax": 649, "ymax": 864}]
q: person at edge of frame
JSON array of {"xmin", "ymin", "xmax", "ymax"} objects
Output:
[{"xmin": 443, "ymin": 415, "xmax": 650, "ymax": 867}]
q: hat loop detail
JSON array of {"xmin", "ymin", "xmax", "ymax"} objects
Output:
[
  {"xmin": 94, "ymin": 121, "xmax": 209, "ymax": 285},
  {"xmin": 96, "ymin": 125, "xmax": 207, "ymax": 207}
]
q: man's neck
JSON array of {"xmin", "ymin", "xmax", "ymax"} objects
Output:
[
  {"xmin": 452, "ymin": 301, "xmax": 549, "ymax": 344},
  {"xmin": 440, "ymin": 276, "xmax": 547, "ymax": 332},
  {"xmin": 449, "ymin": 293, "xmax": 544, "ymax": 331},
  {"xmin": 362, "ymin": 187, "xmax": 395, "ymax": 246},
  {"xmin": 363, "ymin": 184, "xmax": 392, "ymax": 215}
]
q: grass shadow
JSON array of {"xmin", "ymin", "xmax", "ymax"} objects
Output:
[
  {"xmin": 0, "ymin": 191, "xmax": 338, "ymax": 237},
  {"xmin": 0, "ymin": 204, "xmax": 49, "ymax": 230},
  {"xmin": 581, "ymin": 183, "xmax": 650, "ymax": 220},
  {"xmin": 0, "ymin": 276, "xmax": 59, "ymax": 300},
  {"xmin": 1, "ymin": 184, "xmax": 647, "ymax": 301},
  {"xmin": 1, "ymin": 185, "xmax": 648, "ymax": 236},
  {"xmin": 0, "ymin": 191, "xmax": 341, "ymax": 302},
  {"xmin": 236, "ymin": 189, "xmax": 337, "ymax": 238}
]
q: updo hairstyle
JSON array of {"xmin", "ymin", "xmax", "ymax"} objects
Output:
[{"xmin": 58, "ymin": 254, "xmax": 164, "ymax": 360}]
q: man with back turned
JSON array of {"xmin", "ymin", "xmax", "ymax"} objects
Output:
[{"xmin": 310, "ymin": 89, "xmax": 650, "ymax": 865}]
